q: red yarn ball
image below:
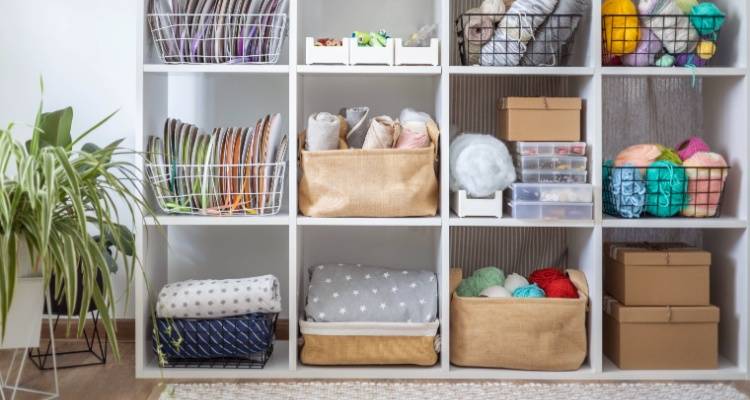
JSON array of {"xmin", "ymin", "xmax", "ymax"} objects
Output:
[
  {"xmin": 528, "ymin": 268, "xmax": 565, "ymax": 290},
  {"xmin": 545, "ymin": 278, "xmax": 578, "ymax": 299}
]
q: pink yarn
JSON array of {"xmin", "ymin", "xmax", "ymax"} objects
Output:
[
  {"xmin": 681, "ymin": 152, "xmax": 728, "ymax": 217},
  {"xmin": 614, "ymin": 144, "xmax": 663, "ymax": 172},
  {"xmin": 677, "ymin": 137, "xmax": 711, "ymax": 161},
  {"xmin": 395, "ymin": 121, "xmax": 430, "ymax": 149}
]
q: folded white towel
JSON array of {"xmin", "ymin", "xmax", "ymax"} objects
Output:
[{"xmin": 306, "ymin": 112, "xmax": 341, "ymax": 151}]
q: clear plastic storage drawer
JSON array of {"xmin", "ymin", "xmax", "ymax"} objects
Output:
[
  {"xmin": 510, "ymin": 183, "xmax": 593, "ymax": 203},
  {"xmin": 515, "ymin": 155, "xmax": 587, "ymax": 171},
  {"xmin": 516, "ymin": 169, "xmax": 588, "ymax": 184},
  {"xmin": 509, "ymin": 201, "xmax": 593, "ymax": 220},
  {"xmin": 513, "ymin": 142, "xmax": 587, "ymax": 156}
]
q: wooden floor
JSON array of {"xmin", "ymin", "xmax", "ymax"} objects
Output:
[{"xmin": 2, "ymin": 341, "xmax": 749, "ymax": 399}]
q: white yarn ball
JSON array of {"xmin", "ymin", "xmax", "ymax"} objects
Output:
[
  {"xmin": 479, "ymin": 286, "xmax": 511, "ymax": 298},
  {"xmin": 450, "ymin": 133, "xmax": 516, "ymax": 198},
  {"xmin": 504, "ymin": 273, "xmax": 529, "ymax": 295}
]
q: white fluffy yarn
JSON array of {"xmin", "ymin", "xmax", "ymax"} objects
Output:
[
  {"xmin": 504, "ymin": 273, "xmax": 529, "ymax": 294},
  {"xmin": 480, "ymin": 286, "xmax": 512, "ymax": 298},
  {"xmin": 450, "ymin": 133, "xmax": 516, "ymax": 198}
]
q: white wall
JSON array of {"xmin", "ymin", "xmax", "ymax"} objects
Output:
[{"xmin": 0, "ymin": 0, "xmax": 137, "ymax": 317}]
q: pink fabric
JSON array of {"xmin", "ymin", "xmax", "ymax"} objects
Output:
[
  {"xmin": 681, "ymin": 152, "xmax": 728, "ymax": 217},
  {"xmin": 677, "ymin": 137, "xmax": 711, "ymax": 161},
  {"xmin": 396, "ymin": 121, "xmax": 430, "ymax": 149}
]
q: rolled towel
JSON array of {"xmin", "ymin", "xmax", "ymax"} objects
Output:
[
  {"xmin": 639, "ymin": 0, "xmax": 699, "ymax": 55},
  {"xmin": 480, "ymin": 0, "xmax": 559, "ymax": 66},
  {"xmin": 450, "ymin": 133, "xmax": 516, "ymax": 198},
  {"xmin": 362, "ymin": 115, "xmax": 398, "ymax": 149},
  {"xmin": 521, "ymin": 0, "xmax": 589, "ymax": 66},
  {"xmin": 340, "ymin": 107, "xmax": 370, "ymax": 149},
  {"xmin": 156, "ymin": 275, "xmax": 282, "ymax": 319},
  {"xmin": 306, "ymin": 112, "xmax": 342, "ymax": 151},
  {"xmin": 396, "ymin": 121, "xmax": 430, "ymax": 149},
  {"xmin": 462, "ymin": 8, "xmax": 494, "ymax": 66},
  {"xmin": 306, "ymin": 264, "xmax": 438, "ymax": 323}
]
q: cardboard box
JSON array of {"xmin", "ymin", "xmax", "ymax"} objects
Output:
[
  {"xmin": 604, "ymin": 242, "xmax": 711, "ymax": 306},
  {"xmin": 603, "ymin": 296, "xmax": 719, "ymax": 370},
  {"xmin": 497, "ymin": 97, "xmax": 582, "ymax": 142}
]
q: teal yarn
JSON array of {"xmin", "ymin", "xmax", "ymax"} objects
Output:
[
  {"xmin": 690, "ymin": 3, "xmax": 725, "ymax": 36},
  {"xmin": 610, "ymin": 164, "xmax": 646, "ymax": 219},
  {"xmin": 655, "ymin": 54, "xmax": 675, "ymax": 68},
  {"xmin": 512, "ymin": 283, "xmax": 546, "ymax": 298},
  {"xmin": 456, "ymin": 267, "xmax": 505, "ymax": 297},
  {"xmin": 645, "ymin": 160, "xmax": 688, "ymax": 217}
]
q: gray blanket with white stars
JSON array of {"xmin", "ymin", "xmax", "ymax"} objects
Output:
[{"xmin": 305, "ymin": 264, "xmax": 438, "ymax": 323}]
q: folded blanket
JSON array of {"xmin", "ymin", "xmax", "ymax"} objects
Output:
[
  {"xmin": 157, "ymin": 275, "xmax": 282, "ymax": 319},
  {"xmin": 340, "ymin": 107, "xmax": 370, "ymax": 149},
  {"xmin": 306, "ymin": 264, "xmax": 438, "ymax": 323},
  {"xmin": 481, "ymin": 0, "xmax": 559, "ymax": 66},
  {"xmin": 521, "ymin": 0, "xmax": 588, "ymax": 66},
  {"xmin": 306, "ymin": 112, "xmax": 344, "ymax": 151},
  {"xmin": 362, "ymin": 116, "xmax": 399, "ymax": 149},
  {"xmin": 639, "ymin": 0, "xmax": 699, "ymax": 55}
]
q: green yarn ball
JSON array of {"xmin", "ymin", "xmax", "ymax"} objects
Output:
[
  {"xmin": 690, "ymin": 3, "xmax": 725, "ymax": 36},
  {"xmin": 655, "ymin": 54, "xmax": 675, "ymax": 68},
  {"xmin": 645, "ymin": 160, "xmax": 688, "ymax": 217},
  {"xmin": 456, "ymin": 267, "xmax": 505, "ymax": 297},
  {"xmin": 657, "ymin": 148, "xmax": 683, "ymax": 165}
]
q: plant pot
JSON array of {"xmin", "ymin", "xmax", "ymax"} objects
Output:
[
  {"xmin": 0, "ymin": 243, "xmax": 45, "ymax": 350},
  {"xmin": 46, "ymin": 264, "xmax": 104, "ymax": 316}
]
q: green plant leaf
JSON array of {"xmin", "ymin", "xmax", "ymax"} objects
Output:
[
  {"xmin": 100, "ymin": 223, "xmax": 135, "ymax": 256},
  {"xmin": 39, "ymin": 107, "xmax": 74, "ymax": 149}
]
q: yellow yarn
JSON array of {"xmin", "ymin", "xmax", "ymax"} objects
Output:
[
  {"xmin": 603, "ymin": 0, "xmax": 640, "ymax": 56},
  {"xmin": 696, "ymin": 40, "xmax": 717, "ymax": 60}
]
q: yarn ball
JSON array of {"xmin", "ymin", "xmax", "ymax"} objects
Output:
[
  {"xmin": 512, "ymin": 284, "xmax": 546, "ymax": 298},
  {"xmin": 544, "ymin": 278, "xmax": 579, "ymax": 299},
  {"xmin": 675, "ymin": 53, "xmax": 709, "ymax": 67},
  {"xmin": 696, "ymin": 40, "xmax": 717, "ymax": 60},
  {"xmin": 675, "ymin": 0, "xmax": 699, "ymax": 14},
  {"xmin": 655, "ymin": 54, "xmax": 676, "ymax": 67},
  {"xmin": 503, "ymin": 273, "xmax": 529, "ymax": 295},
  {"xmin": 676, "ymin": 137, "xmax": 711, "ymax": 161},
  {"xmin": 657, "ymin": 148, "xmax": 683, "ymax": 165},
  {"xmin": 603, "ymin": 0, "xmax": 640, "ymax": 56},
  {"xmin": 450, "ymin": 133, "xmax": 516, "ymax": 198},
  {"xmin": 479, "ymin": 285, "xmax": 512, "ymax": 298},
  {"xmin": 690, "ymin": 3, "xmax": 726, "ymax": 36},
  {"xmin": 681, "ymin": 151, "xmax": 728, "ymax": 217},
  {"xmin": 645, "ymin": 160, "xmax": 688, "ymax": 217},
  {"xmin": 622, "ymin": 28, "xmax": 662, "ymax": 67},
  {"xmin": 609, "ymin": 163, "xmax": 646, "ymax": 218},
  {"xmin": 614, "ymin": 144, "xmax": 663, "ymax": 171},
  {"xmin": 528, "ymin": 268, "xmax": 565, "ymax": 290},
  {"xmin": 456, "ymin": 267, "xmax": 506, "ymax": 297}
]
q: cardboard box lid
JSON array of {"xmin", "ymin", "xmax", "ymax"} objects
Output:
[
  {"xmin": 499, "ymin": 97, "xmax": 582, "ymax": 111},
  {"xmin": 604, "ymin": 242, "xmax": 711, "ymax": 266},
  {"xmin": 604, "ymin": 296, "xmax": 720, "ymax": 323}
]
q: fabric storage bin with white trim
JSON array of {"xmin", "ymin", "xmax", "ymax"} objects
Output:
[
  {"xmin": 450, "ymin": 268, "xmax": 588, "ymax": 371},
  {"xmin": 298, "ymin": 124, "xmax": 440, "ymax": 218}
]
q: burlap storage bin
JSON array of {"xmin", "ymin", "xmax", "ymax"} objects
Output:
[
  {"xmin": 450, "ymin": 268, "xmax": 589, "ymax": 371},
  {"xmin": 298, "ymin": 125, "xmax": 439, "ymax": 217}
]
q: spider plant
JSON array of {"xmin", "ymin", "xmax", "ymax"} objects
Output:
[{"xmin": 0, "ymin": 81, "xmax": 149, "ymax": 358}]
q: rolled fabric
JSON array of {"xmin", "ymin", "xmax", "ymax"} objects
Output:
[
  {"xmin": 462, "ymin": 8, "xmax": 495, "ymax": 66},
  {"xmin": 306, "ymin": 112, "xmax": 342, "ymax": 151},
  {"xmin": 621, "ymin": 28, "xmax": 662, "ymax": 66},
  {"xmin": 396, "ymin": 121, "xmax": 430, "ymax": 149},
  {"xmin": 521, "ymin": 0, "xmax": 589, "ymax": 66},
  {"xmin": 340, "ymin": 107, "xmax": 370, "ymax": 149},
  {"xmin": 639, "ymin": 0, "xmax": 699, "ymax": 55},
  {"xmin": 156, "ymin": 275, "xmax": 282, "ymax": 319},
  {"xmin": 362, "ymin": 115, "xmax": 398, "ymax": 149},
  {"xmin": 480, "ymin": 0, "xmax": 559, "ymax": 66},
  {"xmin": 449, "ymin": 133, "xmax": 516, "ymax": 198},
  {"xmin": 602, "ymin": 0, "xmax": 640, "ymax": 56},
  {"xmin": 400, "ymin": 108, "xmax": 432, "ymax": 124},
  {"xmin": 681, "ymin": 152, "xmax": 728, "ymax": 217},
  {"xmin": 305, "ymin": 264, "xmax": 438, "ymax": 323}
]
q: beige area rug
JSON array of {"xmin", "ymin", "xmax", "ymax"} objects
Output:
[{"xmin": 160, "ymin": 381, "xmax": 748, "ymax": 399}]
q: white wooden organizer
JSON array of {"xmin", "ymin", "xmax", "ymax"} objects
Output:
[{"xmin": 136, "ymin": 0, "xmax": 750, "ymax": 381}]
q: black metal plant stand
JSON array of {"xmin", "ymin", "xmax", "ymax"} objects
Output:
[{"xmin": 28, "ymin": 310, "xmax": 108, "ymax": 370}]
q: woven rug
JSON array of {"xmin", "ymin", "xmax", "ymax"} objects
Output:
[{"xmin": 160, "ymin": 381, "xmax": 748, "ymax": 400}]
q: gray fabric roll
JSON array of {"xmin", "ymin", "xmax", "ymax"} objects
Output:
[
  {"xmin": 340, "ymin": 107, "xmax": 370, "ymax": 149},
  {"xmin": 306, "ymin": 112, "xmax": 340, "ymax": 151},
  {"xmin": 480, "ymin": 0, "xmax": 559, "ymax": 66},
  {"xmin": 305, "ymin": 264, "xmax": 438, "ymax": 323},
  {"xmin": 521, "ymin": 0, "xmax": 588, "ymax": 66}
]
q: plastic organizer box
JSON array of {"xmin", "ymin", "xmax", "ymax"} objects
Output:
[
  {"xmin": 510, "ymin": 183, "xmax": 593, "ymax": 203},
  {"xmin": 509, "ymin": 201, "xmax": 593, "ymax": 220},
  {"xmin": 516, "ymin": 169, "xmax": 588, "ymax": 184},
  {"xmin": 513, "ymin": 142, "xmax": 587, "ymax": 156},
  {"xmin": 515, "ymin": 155, "xmax": 587, "ymax": 171}
]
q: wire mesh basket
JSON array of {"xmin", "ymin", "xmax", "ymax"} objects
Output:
[
  {"xmin": 145, "ymin": 162, "xmax": 286, "ymax": 216},
  {"xmin": 147, "ymin": 13, "xmax": 288, "ymax": 64},
  {"xmin": 603, "ymin": 165, "xmax": 729, "ymax": 219},
  {"xmin": 153, "ymin": 313, "xmax": 277, "ymax": 369},
  {"xmin": 456, "ymin": 13, "xmax": 583, "ymax": 66},
  {"xmin": 602, "ymin": 14, "xmax": 723, "ymax": 67}
]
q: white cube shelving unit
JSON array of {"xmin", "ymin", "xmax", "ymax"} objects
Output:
[{"xmin": 136, "ymin": 0, "xmax": 750, "ymax": 381}]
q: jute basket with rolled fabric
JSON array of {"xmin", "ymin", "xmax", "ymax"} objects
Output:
[
  {"xmin": 298, "ymin": 123, "xmax": 439, "ymax": 217},
  {"xmin": 450, "ymin": 268, "xmax": 589, "ymax": 371}
]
